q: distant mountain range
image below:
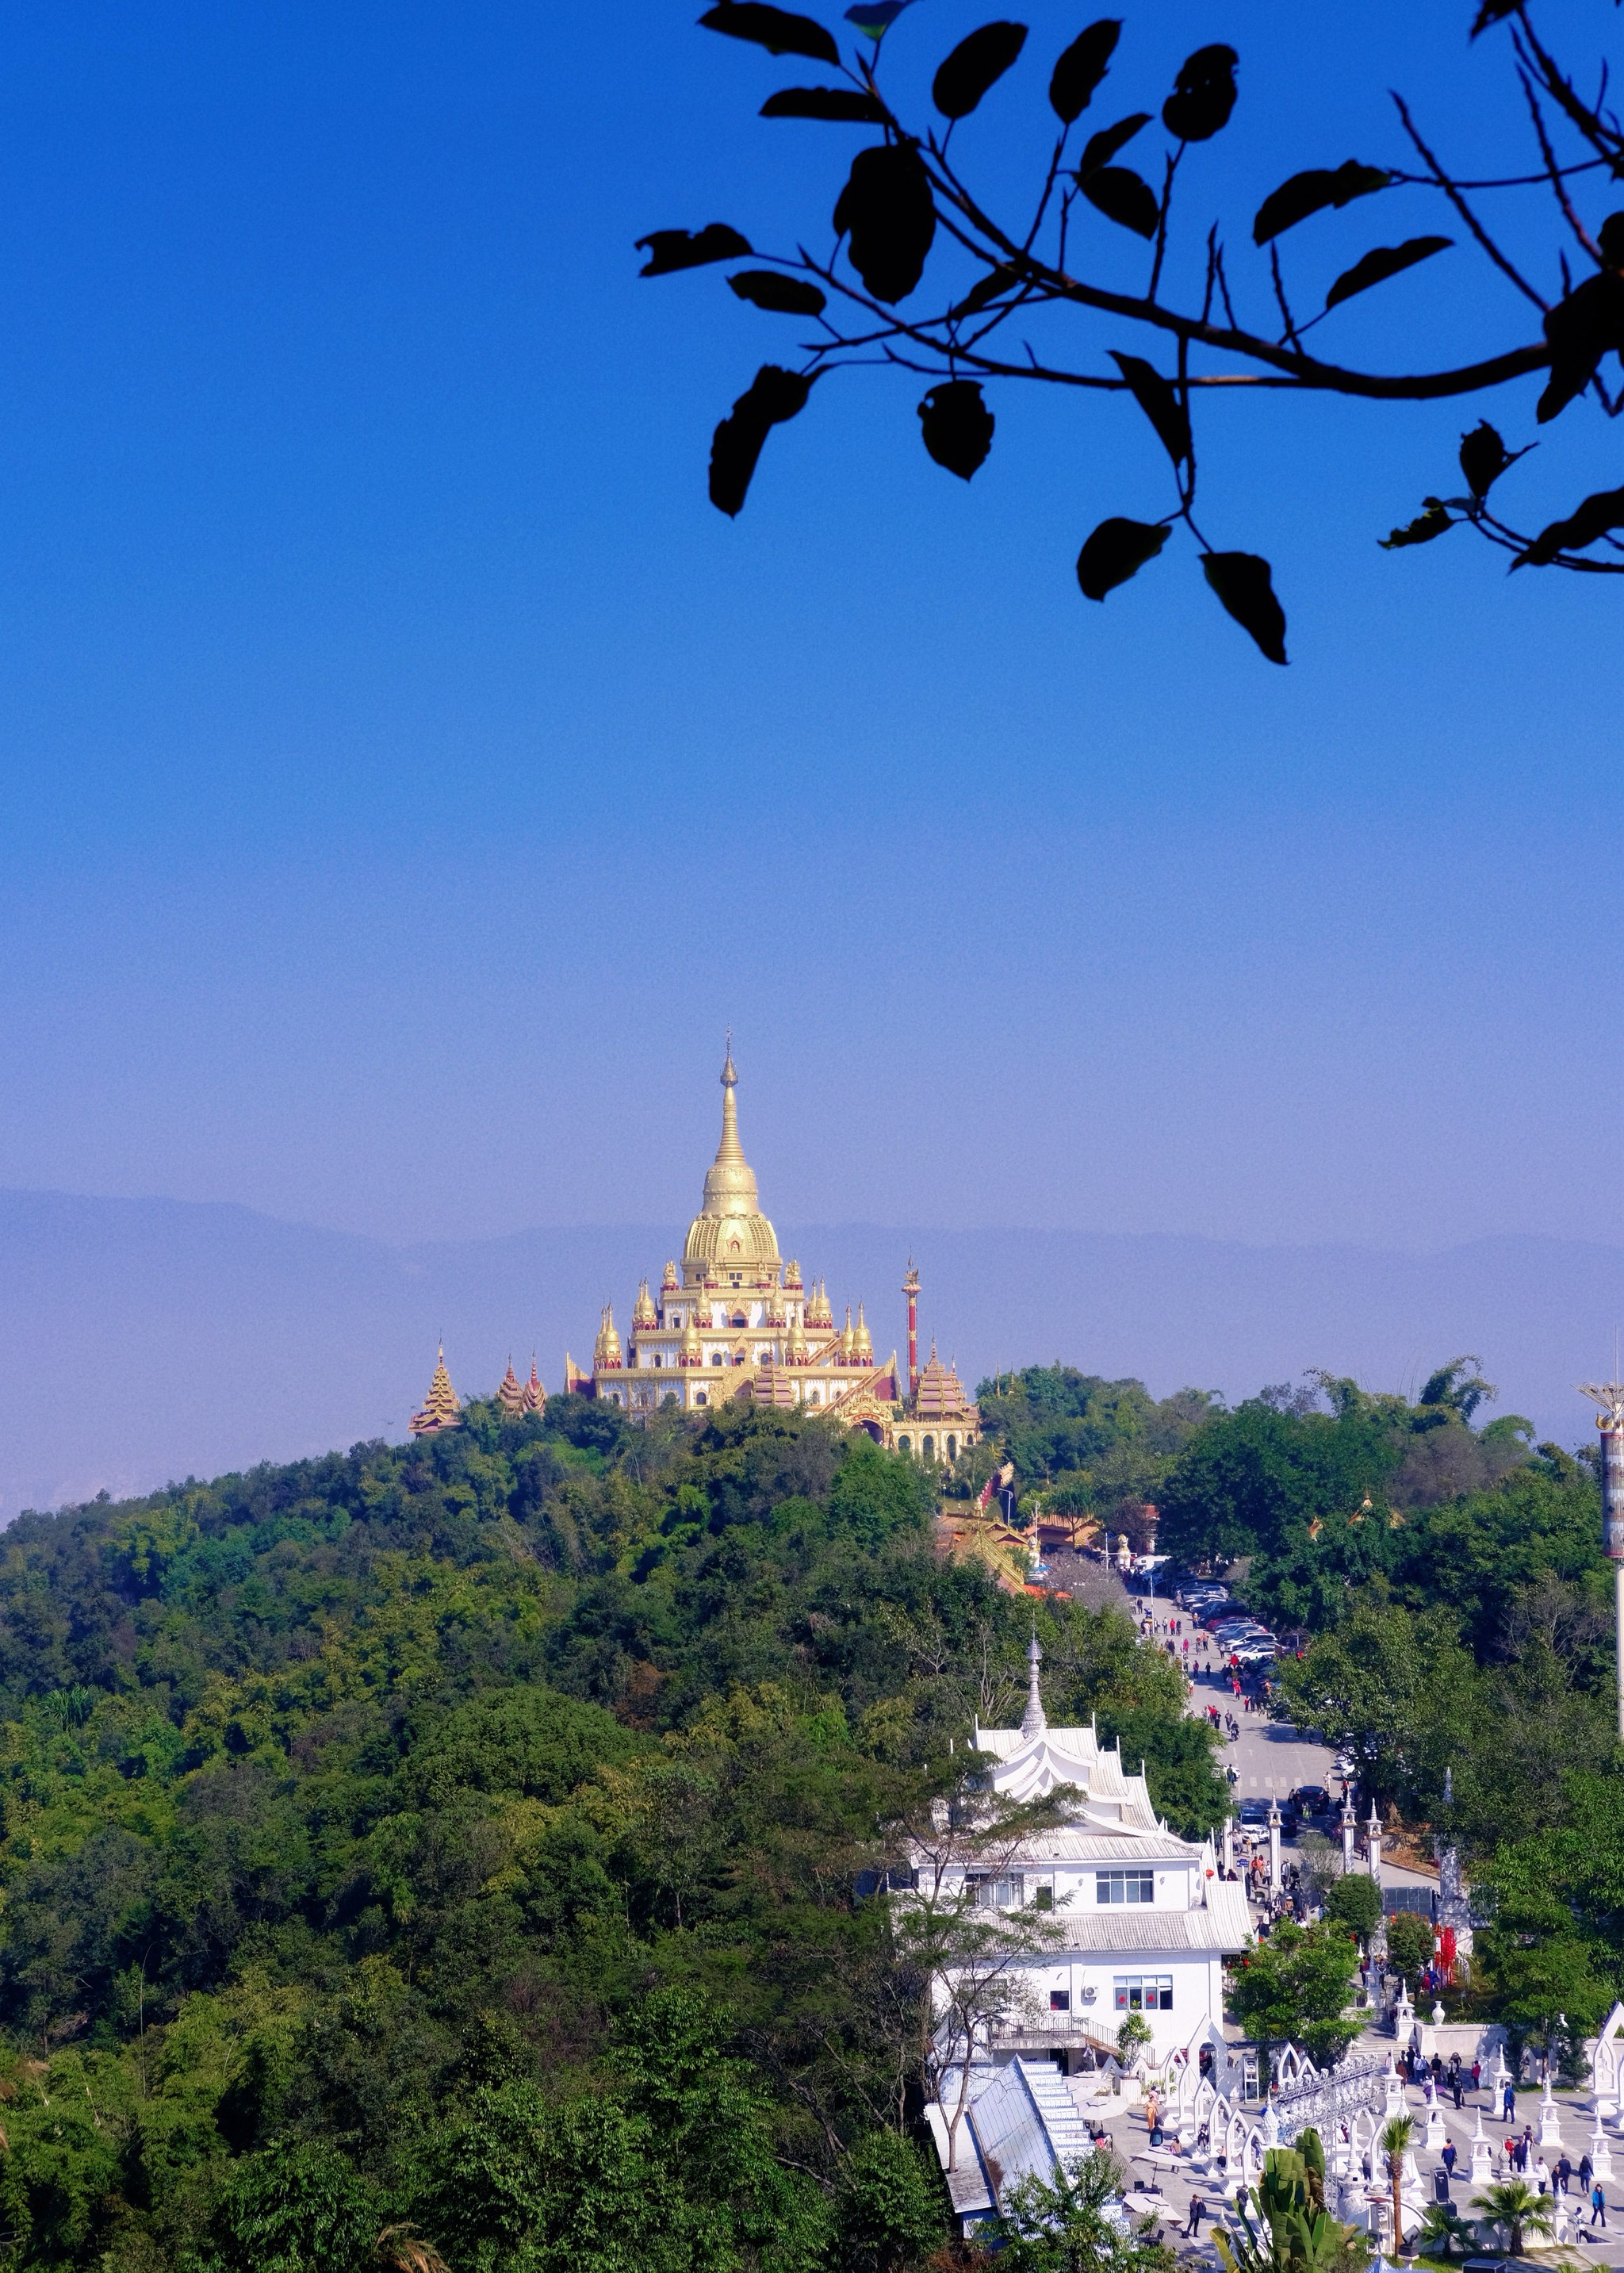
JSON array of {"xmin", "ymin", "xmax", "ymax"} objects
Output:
[{"xmin": 1, "ymin": 1186, "xmax": 1618, "ymax": 1516}]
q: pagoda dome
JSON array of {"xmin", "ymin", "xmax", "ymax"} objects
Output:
[
  {"xmin": 852, "ymin": 1304, "xmax": 873, "ymax": 1363},
  {"xmin": 633, "ymin": 1278, "xmax": 657, "ymax": 1328},
  {"xmin": 680, "ymin": 1315, "xmax": 703, "ymax": 1365},
  {"xmin": 839, "ymin": 1305, "xmax": 856, "ymax": 1363},
  {"xmin": 497, "ymin": 1356, "xmax": 525, "ymax": 1416},
  {"xmin": 682, "ymin": 1048, "xmax": 781, "ymax": 1274},
  {"xmin": 786, "ymin": 1312, "xmax": 809, "ymax": 1363},
  {"xmin": 523, "ymin": 1355, "xmax": 546, "ymax": 1413},
  {"xmin": 595, "ymin": 1304, "xmax": 623, "ymax": 1369},
  {"xmin": 806, "ymin": 1280, "xmax": 833, "ymax": 1330}
]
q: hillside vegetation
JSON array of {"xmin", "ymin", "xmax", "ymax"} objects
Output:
[{"xmin": 0, "ymin": 1397, "xmax": 1210, "ymax": 2273}]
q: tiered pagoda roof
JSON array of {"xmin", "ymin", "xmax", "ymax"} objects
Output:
[{"xmin": 410, "ymin": 1347, "xmax": 463, "ymax": 1435}]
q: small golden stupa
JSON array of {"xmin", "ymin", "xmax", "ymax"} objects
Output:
[{"xmin": 497, "ymin": 1357, "xmax": 525, "ymax": 1417}]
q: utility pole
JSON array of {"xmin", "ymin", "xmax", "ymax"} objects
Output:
[{"xmin": 1580, "ymin": 1379, "xmax": 1624, "ymax": 1738}]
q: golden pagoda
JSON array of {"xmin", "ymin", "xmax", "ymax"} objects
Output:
[
  {"xmin": 523, "ymin": 1355, "xmax": 545, "ymax": 1414},
  {"xmin": 496, "ymin": 1358, "xmax": 525, "ymax": 1417},
  {"xmin": 561, "ymin": 1050, "xmax": 978, "ymax": 1463},
  {"xmin": 410, "ymin": 1346, "xmax": 463, "ymax": 1435}
]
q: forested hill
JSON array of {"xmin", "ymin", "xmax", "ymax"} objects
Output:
[{"xmin": 0, "ymin": 1397, "xmax": 1215, "ymax": 2273}]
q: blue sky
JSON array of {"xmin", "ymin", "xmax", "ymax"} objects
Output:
[{"xmin": 0, "ymin": 0, "xmax": 1617, "ymax": 1260}]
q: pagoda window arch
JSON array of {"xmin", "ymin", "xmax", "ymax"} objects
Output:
[
  {"xmin": 921, "ymin": 1435, "xmax": 935, "ymax": 1459},
  {"xmin": 710, "ymin": 1351, "xmax": 725, "ymax": 1366},
  {"xmin": 898, "ymin": 1435, "xmax": 911, "ymax": 1453},
  {"xmin": 947, "ymin": 1435, "xmax": 959, "ymax": 1462},
  {"xmin": 695, "ymin": 1390, "xmax": 708, "ymax": 1406}
]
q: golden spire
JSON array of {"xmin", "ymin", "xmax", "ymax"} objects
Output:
[
  {"xmin": 680, "ymin": 1314, "xmax": 702, "ymax": 1365},
  {"xmin": 853, "ymin": 1303, "xmax": 873, "ymax": 1363},
  {"xmin": 683, "ymin": 1045, "xmax": 780, "ymax": 1275},
  {"xmin": 594, "ymin": 1303, "xmax": 623, "ymax": 1369},
  {"xmin": 633, "ymin": 1278, "xmax": 657, "ymax": 1328},
  {"xmin": 787, "ymin": 1310, "xmax": 808, "ymax": 1363},
  {"xmin": 497, "ymin": 1355, "xmax": 524, "ymax": 1416},
  {"xmin": 840, "ymin": 1305, "xmax": 856, "ymax": 1363},
  {"xmin": 523, "ymin": 1354, "xmax": 545, "ymax": 1412},
  {"xmin": 409, "ymin": 1344, "xmax": 463, "ymax": 1435}
]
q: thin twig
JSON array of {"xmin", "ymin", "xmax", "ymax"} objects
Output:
[
  {"xmin": 1269, "ymin": 244, "xmax": 1304, "ymax": 352},
  {"xmin": 1148, "ymin": 147, "xmax": 1182, "ymax": 304},
  {"xmin": 1391, "ymin": 91, "xmax": 1549, "ymax": 310},
  {"xmin": 1517, "ymin": 67, "xmax": 1603, "ymax": 264}
]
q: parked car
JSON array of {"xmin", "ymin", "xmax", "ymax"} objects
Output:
[{"xmin": 1290, "ymin": 1784, "xmax": 1332, "ymax": 1818}]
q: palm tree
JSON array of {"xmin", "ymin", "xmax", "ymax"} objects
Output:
[
  {"xmin": 1381, "ymin": 2117, "xmax": 1414, "ymax": 2258},
  {"xmin": 1415, "ymin": 2201, "xmax": 1473, "ymax": 2261},
  {"xmin": 1470, "ymin": 2179, "xmax": 1557, "ymax": 2258}
]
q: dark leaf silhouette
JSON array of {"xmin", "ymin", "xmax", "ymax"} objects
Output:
[
  {"xmin": 1162, "ymin": 44, "xmax": 1238, "ymax": 142},
  {"xmin": 699, "ymin": 2, "xmax": 841, "ymax": 64},
  {"xmin": 1077, "ymin": 113, "xmax": 1151, "ymax": 178},
  {"xmin": 1537, "ymin": 271, "xmax": 1624, "ymax": 422},
  {"xmin": 948, "ymin": 264, "xmax": 1021, "ymax": 319},
  {"xmin": 918, "ymin": 379, "xmax": 996, "ymax": 477},
  {"xmin": 728, "ymin": 270, "xmax": 829, "ymax": 314},
  {"xmin": 1379, "ymin": 499, "xmax": 1454, "ymax": 549},
  {"xmin": 1076, "ymin": 516, "xmax": 1169, "ymax": 599},
  {"xmin": 1049, "ymin": 18, "xmax": 1121, "ymax": 123},
  {"xmin": 1458, "ymin": 421, "xmax": 1510, "ymax": 500},
  {"xmin": 845, "ymin": 0, "xmax": 914, "ymax": 33},
  {"xmin": 1203, "ymin": 550, "xmax": 1288, "ymax": 663},
  {"xmin": 1514, "ymin": 482, "xmax": 1624, "ymax": 566},
  {"xmin": 1252, "ymin": 161, "xmax": 1392, "ymax": 247},
  {"xmin": 709, "ymin": 365, "xmax": 816, "ymax": 516},
  {"xmin": 638, "ymin": 224, "xmax": 754, "ymax": 276},
  {"xmin": 760, "ymin": 85, "xmax": 887, "ymax": 121},
  {"xmin": 933, "ymin": 21, "xmax": 1028, "ymax": 119},
  {"xmin": 833, "ymin": 141, "xmax": 936, "ymax": 301},
  {"xmin": 1325, "ymin": 235, "xmax": 1452, "ymax": 311},
  {"xmin": 1109, "ymin": 351, "xmax": 1190, "ymax": 466},
  {"xmin": 1471, "ymin": 0, "xmax": 1520, "ymax": 33},
  {"xmin": 1599, "ymin": 212, "xmax": 1624, "ymax": 267},
  {"xmin": 1081, "ymin": 167, "xmax": 1159, "ymax": 239}
]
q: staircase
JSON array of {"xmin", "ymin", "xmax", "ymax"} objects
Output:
[{"xmin": 1020, "ymin": 2060, "xmax": 1097, "ymax": 2161}]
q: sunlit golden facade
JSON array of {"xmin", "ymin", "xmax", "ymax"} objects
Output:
[{"xmin": 564, "ymin": 1053, "xmax": 981, "ymax": 1460}]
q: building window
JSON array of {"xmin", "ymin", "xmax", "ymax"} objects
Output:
[
  {"xmin": 732, "ymin": 1313, "xmax": 747, "ymax": 1328},
  {"xmin": 695, "ymin": 1391, "xmax": 708, "ymax": 1406},
  {"xmin": 710, "ymin": 1351, "xmax": 724, "ymax": 1366},
  {"xmin": 652, "ymin": 1354, "xmax": 661, "ymax": 1367},
  {"xmin": 898, "ymin": 1435, "xmax": 911, "ymax": 1452},
  {"xmin": 1097, "ymin": 1870, "xmax": 1155, "ymax": 1905},
  {"xmin": 1113, "ymin": 1974, "xmax": 1174, "ymax": 2011},
  {"xmin": 968, "ymin": 1873, "xmax": 1025, "ymax": 1909},
  {"xmin": 1050, "ymin": 1989, "xmax": 1071, "ymax": 2011}
]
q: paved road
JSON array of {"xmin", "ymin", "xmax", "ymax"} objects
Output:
[{"xmin": 1082, "ymin": 2053, "xmax": 1624, "ymax": 2266}]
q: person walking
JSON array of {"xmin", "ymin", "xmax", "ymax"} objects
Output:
[
  {"xmin": 1536, "ymin": 2156, "xmax": 1551, "ymax": 2194},
  {"xmin": 1503, "ymin": 2078, "xmax": 1516, "ymax": 2122},
  {"xmin": 1580, "ymin": 2151, "xmax": 1594, "ymax": 2194},
  {"xmin": 1471, "ymin": 2059, "xmax": 1481, "ymax": 2096},
  {"xmin": 1591, "ymin": 2182, "xmax": 1608, "ymax": 2229},
  {"xmin": 1442, "ymin": 2142, "xmax": 1457, "ymax": 2181},
  {"xmin": 1558, "ymin": 2154, "xmax": 1573, "ymax": 2196},
  {"xmin": 1186, "ymin": 2194, "xmax": 1206, "ymax": 2240},
  {"xmin": 1453, "ymin": 2072, "xmax": 1464, "ymax": 2110}
]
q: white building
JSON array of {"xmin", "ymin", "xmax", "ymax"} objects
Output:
[{"xmin": 933, "ymin": 1639, "xmax": 1251, "ymax": 2073}]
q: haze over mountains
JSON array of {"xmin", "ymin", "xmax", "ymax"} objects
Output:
[{"xmin": 3, "ymin": 1187, "xmax": 1620, "ymax": 1517}]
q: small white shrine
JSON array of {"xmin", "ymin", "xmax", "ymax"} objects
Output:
[{"xmin": 932, "ymin": 1638, "xmax": 1251, "ymax": 2069}]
